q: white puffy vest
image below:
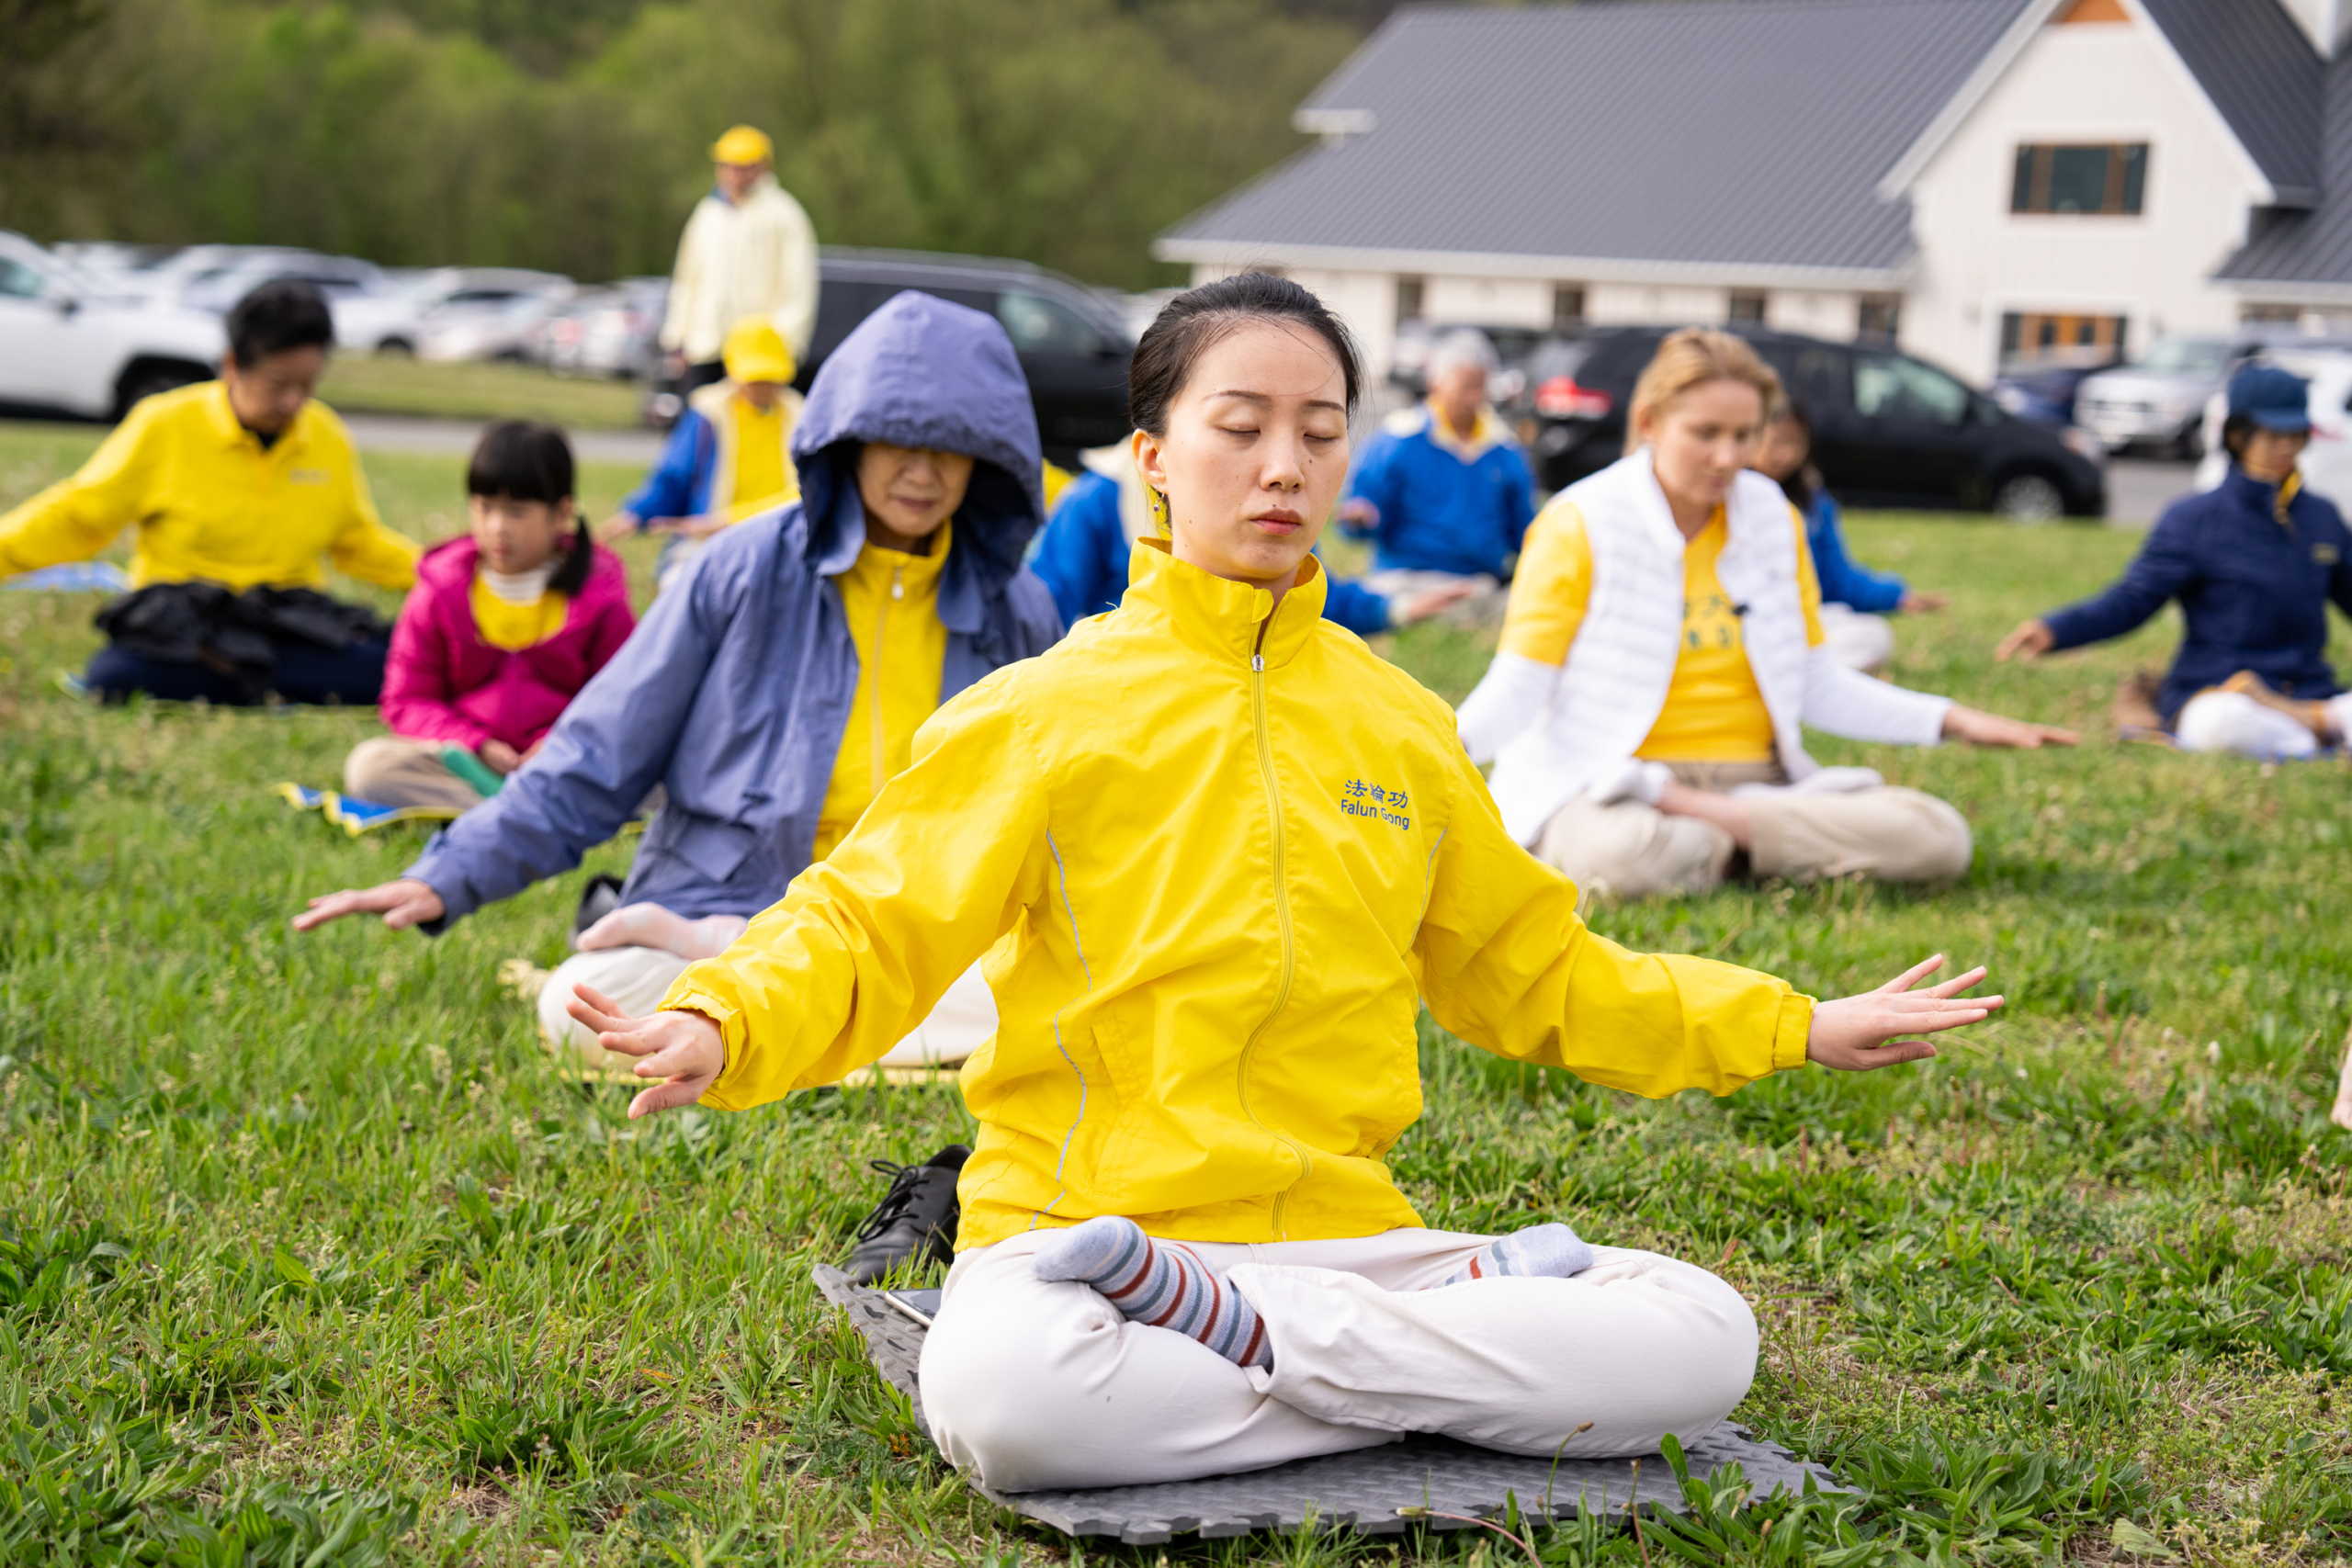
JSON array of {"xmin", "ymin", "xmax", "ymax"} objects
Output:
[{"xmin": 1483, "ymin": 451, "xmax": 1821, "ymax": 843}]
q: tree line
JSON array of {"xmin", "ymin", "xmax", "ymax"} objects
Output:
[{"xmin": 0, "ymin": 0, "xmax": 1365, "ymax": 288}]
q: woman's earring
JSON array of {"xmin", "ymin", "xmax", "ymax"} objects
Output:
[{"xmin": 1147, "ymin": 485, "xmax": 1171, "ymax": 536}]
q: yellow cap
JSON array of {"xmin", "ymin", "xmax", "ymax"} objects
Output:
[
  {"xmin": 710, "ymin": 125, "xmax": 774, "ymax": 166},
  {"xmin": 722, "ymin": 316, "xmax": 795, "ymax": 385}
]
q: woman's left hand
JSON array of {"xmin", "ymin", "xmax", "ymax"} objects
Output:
[
  {"xmin": 1899, "ymin": 591, "xmax": 1949, "ymax": 613},
  {"xmin": 1941, "ymin": 704, "xmax": 2079, "ymax": 749},
  {"xmin": 1807, "ymin": 955, "xmax": 2001, "ymax": 1071}
]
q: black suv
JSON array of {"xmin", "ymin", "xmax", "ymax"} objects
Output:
[
  {"xmin": 1525, "ymin": 325, "xmax": 2107, "ymax": 519},
  {"xmin": 788, "ymin": 248, "xmax": 1134, "ymax": 468}
]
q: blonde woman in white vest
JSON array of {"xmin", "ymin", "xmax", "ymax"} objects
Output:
[{"xmin": 1456, "ymin": 330, "xmax": 2074, "ymax": 901}]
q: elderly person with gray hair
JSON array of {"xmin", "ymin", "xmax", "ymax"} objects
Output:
[{"xmin": 1340, "ymin": 328, "xmax": 1536, "ymax": 626}]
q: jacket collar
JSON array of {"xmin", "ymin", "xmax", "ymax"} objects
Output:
[
  {"xmin": 1125, "ymin": 537, "xmax": 1329, "ymax": 668},
  {"xmin": 200, "ymin": 381, "xmax": 311, "ymax": 457},
  {"xmin": 820, "ymin": 501, "xmax": 981, "ymax": 632},
  {"xmin": 2222, "ymin": 462, "xmax": 2301, "ymax": 525}
]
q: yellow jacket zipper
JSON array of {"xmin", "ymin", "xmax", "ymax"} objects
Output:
[
  {"xmin": 870, "ymin": 563, "xmax": 902, "ymax": 793},
  {"xmin": 1238, "ymin": 618, "xmax": 1311, "ymax": 1236}
]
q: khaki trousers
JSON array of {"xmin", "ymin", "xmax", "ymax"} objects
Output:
[
  {"xmin": 921, "ymin": 1227, "xmax": 1758, "ymax": 1494},
  {"xmin": 343, "ymin": 737, "xmax": 489, "ymax": 812},
  {"xmin": 1534, "ymin": 761, "xmax": 1973, "ymax": 900}
]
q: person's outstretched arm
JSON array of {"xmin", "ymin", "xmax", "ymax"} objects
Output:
[
  {"xmin": 1999, "ymin": 508, "xmax": 2199, "ymax": 660},
  {"xmin": 294, "ymin": 533, "xmax": 737, "ymax": 935},
  {"xmin": 0, "ymin": 400, "xmax": 156, "ymax": 578},
  {"xmin": 319, "ymin": 423, "xmax": 421, "ymax": 590},
  {"xmin": 564, "ymin": 676, "xmax": 1053, "ymax": 1117},
  {"xmin": 1413, "ymin": 739, "xmax": 1998, "ymax": 1093}
]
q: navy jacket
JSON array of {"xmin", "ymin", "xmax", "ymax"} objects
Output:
[
  {"xmin": 1030, "ymin": 469, "xmax": 1398, "ymax": 637},
  {"xmin": 2044, "ymin": 466, "xmax": 2352, "ymax": 724},
  {"xmin": 407, "ymin": 291, "xmax": 1064, "ymax": 926}
]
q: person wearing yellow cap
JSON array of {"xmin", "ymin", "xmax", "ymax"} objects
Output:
[
  {"xmin": 659, "ymin": 125, "xmax": 819, "ymax": 404},
  {"xmin": 603, "ymin": 316, "xmax": 806, "ymax": 592}
]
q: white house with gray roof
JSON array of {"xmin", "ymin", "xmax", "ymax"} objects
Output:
[{"xmin": 1156, "ymin": 0, "xmax": 2352, "ymax": 386}]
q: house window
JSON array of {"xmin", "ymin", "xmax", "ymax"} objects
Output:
[
  {"xmin": 1998, "ymin": 310, "xmax": 2129, "ymax": 362},
  {"xmin": 1857, "ymin": 295, "xmax": 1902, "ymax": 340},
  {"xmin": 1726, "ymin": 290, "xmax": 1768, "ymax": 325},
  {"xmin": 1396, "ymin": 275, "xmax": 1425, "ymax": 325},
  {"xmin": 1552, "ymin": 285, "xmax": 1585, "ymax": 331},
  {"xmin": 2011, "ymin": 143, "xmax": 2147, "ymax": 215}
]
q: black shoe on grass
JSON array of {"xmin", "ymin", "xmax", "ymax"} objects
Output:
[{"xmin": 844, "ymin": 1145, "xmax": 969, "ymax": 1284}]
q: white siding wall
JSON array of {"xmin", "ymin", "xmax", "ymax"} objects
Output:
[
  {"xmin": 1900, "ymin": 13, "xmax": 2266, "ymax": 382},
  {"xmin": 1767, "ymin": 289, "xmax": 1864, "ymax": 338},
  {"xmin": 1584, "ymin": 282, "xmax": 1734, "ymax": 328}
]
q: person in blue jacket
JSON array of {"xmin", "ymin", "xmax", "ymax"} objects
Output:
[
  {"xmin": 1031, "ymin": 449, "xmax": 1472, "ymax": 636},
  {"xmin": 1997, "ymin": 363, "xmax": 2352, "ymax": 758},
  {"xmin": 294, "ymin": 292, "xmax": 1066, "ymax": 1276},
  {"xmin": 1338, "ymin": 329, "xmax": 1534, "ymax": 625},
  {"xmin": 1758, "ymin": 399, "xmax": 1945, "ymax": 672}
]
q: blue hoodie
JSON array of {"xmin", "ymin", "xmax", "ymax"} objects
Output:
[
  {"xmin": 2043, "ymin": 465, "xmax": 2352, "ymax": 724},
  {"xmin": 406, "ymin": 291, "xmax": 1065, "ymax": 926}
]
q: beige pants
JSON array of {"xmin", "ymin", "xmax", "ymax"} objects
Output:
[
  {"xmin": 921, "ymin": 1227, "xmax": 1758, "ymax": 1494},
  {"xmin": 536, "ymin": 945, "xmax": 1001, "ymax": 1072},
  {"xmin": 343, "ymin": 737, "xmax": 488, "ymax": 812},
  {"xmin": 1535, "ymin": 761, "xmax": 1973, "ymax": 900}
]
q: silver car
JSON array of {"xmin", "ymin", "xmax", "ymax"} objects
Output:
[{"xmin": 2075, "ymin": 336, "xmax": 2252, "ymax": 457}]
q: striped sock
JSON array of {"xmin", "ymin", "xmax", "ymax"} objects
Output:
[
  {"xmin": 1033, "ymin": 1215, "xmax": 1272, "ymax": 1370},
  {"xmin": 1437, "ymin": 1222, "xmax": 1594, "ymax": 1286}
]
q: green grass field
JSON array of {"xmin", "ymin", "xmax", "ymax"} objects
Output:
[{"xmin": 4, "ymin": 420, "xmax": 2351, "ymax": 1565}]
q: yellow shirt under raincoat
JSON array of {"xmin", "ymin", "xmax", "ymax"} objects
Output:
[
  {"xmin": 663, "ymin": 540, "xmax": 1815, "ymax": 1251},
  {"xmin": 0, "ymin": 382, "xmax": 418, "ymax": 592}
]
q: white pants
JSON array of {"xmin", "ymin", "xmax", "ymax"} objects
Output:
[
  {"xmin": 920, "ymin": 1227, "xmax": 1758, "ymax": 1494},
  {"xmin": 1816, "ymin": 603, "xmax": 1894, "ymax": 673},
  {"xmin": 537, "ymin": 947, "xmax": 998, "ymax": 1071},
  {"xmin": 2174, "ymin": 690, "xmax": 2352, "ymax": 760}
]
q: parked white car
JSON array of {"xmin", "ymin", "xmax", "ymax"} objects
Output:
[
  {"xmin": 532, "ymin": 277, "xmax": 665, "ymax": 378},
  {"xmin": 2191, "ymin": 344, "xmax": 2352, "ymax": 516},
  {"xmin": 334, "ymin": 266, "xmax": 571, "ymax": 356},
  {"xmin": 0, "ymin": 231, "xmax": 224, "ymax": 419},
  {"xmin": 2075, "ymin": 336, "xmax": 2253, "ymax": 457}
]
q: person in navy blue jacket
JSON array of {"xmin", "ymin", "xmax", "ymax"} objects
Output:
[
  {"xmin": 1758, "ymin": 400, "xmax": 1946, "ymax": 672},
  {"xmin": 1032, "ymin": 450, "xmax": 1472, "ymax": 635},
  {"xmin": 1338, "ymin": 329, "xmax": 1534, "ymax": 625},
  {"xmin": 1998, "ymin": 364, "xmax": 2352, "ymax": 758}
]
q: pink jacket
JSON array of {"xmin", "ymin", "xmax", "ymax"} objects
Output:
[{"xmin": 380, "ymin": 536, "xmax": 636, "ymax": 752}]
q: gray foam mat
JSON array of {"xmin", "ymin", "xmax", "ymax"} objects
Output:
[{"xmin": 814, "ymin": 1264, "xmax": 1844, "ymax": 1545}]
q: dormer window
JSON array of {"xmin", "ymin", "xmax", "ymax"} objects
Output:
[{"xmin": 2011, "ymin": 143, "xmax": 2148, "ymax": 215}]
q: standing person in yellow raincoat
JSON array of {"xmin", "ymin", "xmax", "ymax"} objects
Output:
[
  {"xmin": 660, "ymin": 125, "xmax": 818, "ymax": 400},
  {"xmin": 605, "ymin": 316, "xmax": 802, "ymax": 593},
  {"xmin": 564, "ymin": 274, "xmax": 2004, "ymax": 1494}
]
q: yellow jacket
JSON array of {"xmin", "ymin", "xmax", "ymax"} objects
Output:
[
  {"xmin": 664, "ymin": 541, "xmax": 1814, "ymax": 1250},
  {"xmin": 0, "ymin": 382, "xmax": 417, "ymax": 592}
]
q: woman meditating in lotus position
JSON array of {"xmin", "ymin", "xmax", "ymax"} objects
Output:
[
  {"xmin": 1456, "ymin": 329, "xmax": 2073, "ymax": 904},
  {"xmin": 566, "ymin": 276, "xmax": 2004, "ymax": 1493}
]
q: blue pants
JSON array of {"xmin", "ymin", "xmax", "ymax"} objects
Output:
[{"xmin": 85, "ymin": 637, "xmax": 390, "ymax": 705}]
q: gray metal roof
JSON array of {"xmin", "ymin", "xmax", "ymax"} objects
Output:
[
  {"xmin": 1159, "ymin": 0, "xmax": 2034, "ymax": 278},
  {"xmin": 2142, "ymin": 0, "xmax": 2322, "ymax": 204},
  {"xmin": 2217, "ymin": 34, "xmax": 2352, "ymax": 288}
]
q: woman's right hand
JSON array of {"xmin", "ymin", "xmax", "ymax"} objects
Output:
[
  {"xmin": 478, "ymin": 739, "xmax": 524, "ymax": 774},
  {"xmin": 292, "ymin": 878, "xmax": 446, "ymax": 932},
  {"xmin": 563, "ymin": 985, "xmax": 726, "ymax": 1118},
  {"xmin": 595, "ymin": 513, "xmax": 642, "ymax": 545},
  {"xmin": 1995, "ymin": 618, "xmax": 2055, "ymax": 661}
]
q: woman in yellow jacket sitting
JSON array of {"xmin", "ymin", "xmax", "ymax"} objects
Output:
[{"xmin": 564, "ymin": 275, "xmax": 2000, "ymax": 1493}]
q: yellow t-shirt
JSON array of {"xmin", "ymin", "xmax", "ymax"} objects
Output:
[
  {"xmin": 813, "ymin": 522, "xmax": 952, "ymax": 860},
  {"xmin": 469, "ymin": 574, "xmax": 569, "ymax": 652},
  {"xmin": 726, "ymin": 397, "xmax": 792, "ymax": 522},
  {"xmin": 1497, "ymin": 496, "xmax": 1826, "ymax": 764}
]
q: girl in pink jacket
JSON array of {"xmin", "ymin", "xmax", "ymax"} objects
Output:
[{"xmin": 344, "ymin": 422, "xmax": 635, "ymax": 812}]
